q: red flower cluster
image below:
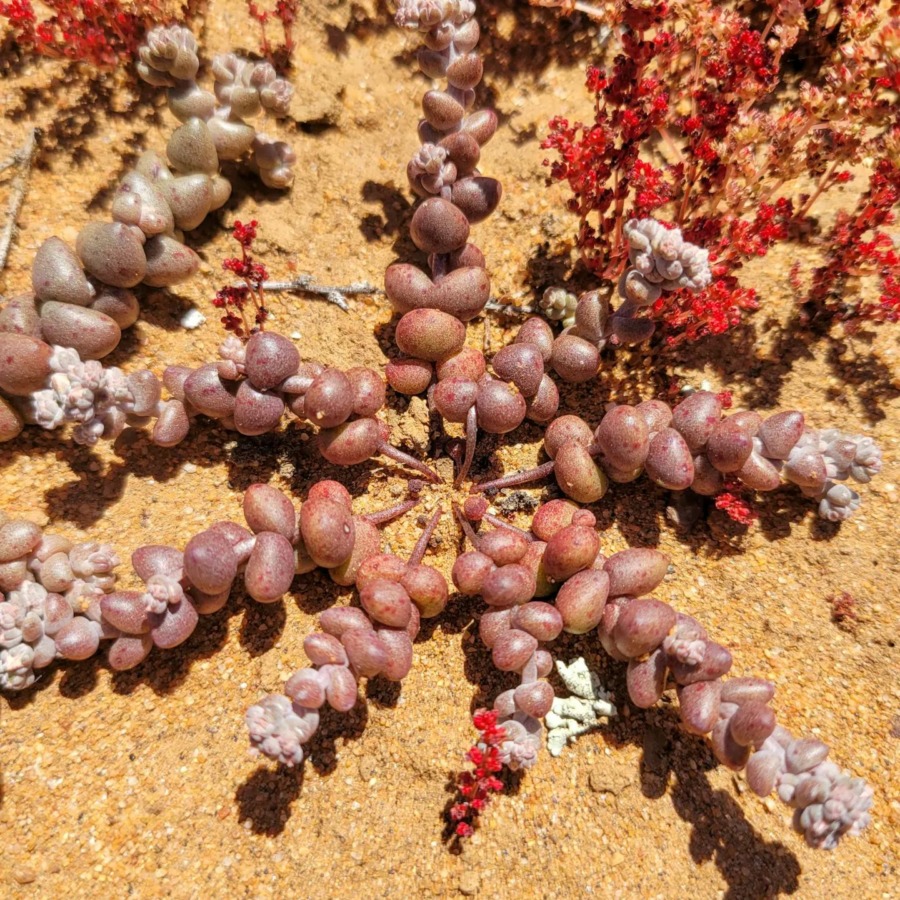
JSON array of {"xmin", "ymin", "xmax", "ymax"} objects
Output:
[
  {"xmin": 0, "ymin": 0, "xmax": 185, "ymax": 69},
  {"xmin": 805, "ymin": 158, "xmax": 900, "ymax": 328},
  {"xmin": 246, "ymin": 0, "xmax": 297, "ymax": 69},
  {"xmin": 213, "ymin": 220, "xmax": 271, "ymax": 339},
  {"xmin": 714, "ymin": 490, "xmax": 757, "ymax": 526},
  {"xmin": 652, "ymin": 278, "xmax": 758, "ymax": 347},
  {"xmin": 541, "ymin": 0, "xmax": 900, "ymax": 344},
  {"xmin": 449, "ymin": 708, "xmax": 506, "ymax": 839}
]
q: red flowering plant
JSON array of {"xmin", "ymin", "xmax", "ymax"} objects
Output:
[
  {"xmin": 541, "ymin": 0, "xmax": 900, "ymax": 345},
  {"xmin": 448, "ymin": 708, "xmax": 507, "ymax": 839},
  {"xmin": 213, "ymin": 220, "xmax": 271, "ymax": 339},
  {"xmin": 246, "ymin": 0, "xmax": 298, "ymax": 70},
  {"xmin": 0, "ymin": 0, "xmax": 200, "ymax": 70}
]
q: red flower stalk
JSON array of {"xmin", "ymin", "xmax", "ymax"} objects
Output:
[
  {"xmin": 449, "ymin": 708, "xmax": 507, "ymax": 839},
  {"xmin": 246, "ymin": 0, "xmax": 297, "ymax": 69},
  {"xmin": 213, "ymin": 220, "xmax": 271, "ymax": 339}
]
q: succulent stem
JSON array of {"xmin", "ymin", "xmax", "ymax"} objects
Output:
[
  {"xmin": 472, "ymin": 459, "xmax": 556, "ymax": 494},
  {"xmin": 455, "ymin": 404, "xmax": 478, "ymax": 487},
  {"xmin": 361, "ymin": 496, "xmax": 420, "ymax": 527},
  {"xmin": 408, "ymin": 506, "xmax": 443, "ymax": 567},
  {"xmin": 378, "ymin": 440, "xmax": 443, "ymax": 483}
]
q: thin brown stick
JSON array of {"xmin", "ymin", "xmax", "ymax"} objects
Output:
[{"xmin": 0, "ymin": 128, "xmax": 37, "ymax": 274}]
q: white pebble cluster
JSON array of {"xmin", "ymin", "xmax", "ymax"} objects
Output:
[{"xmin": 545, "ymin": 658, "xmax": 616, "ymax": 757}]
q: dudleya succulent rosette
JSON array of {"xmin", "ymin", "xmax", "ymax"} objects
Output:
[
  {"xmin": 139, "ymin": 26, "xmax": 295, "ymax": 185},
  {"xmin": 747, "ymin": 730, "xmax": 874, "ymax": 850},
  {"xmin": 783, "ymin": 426, "xmax": 883, "ymax": 522},
  {"xmin": 27, "ymin": 346, "xmax": 136, "ymax": 446},
  {"xmin": 623, "ymin": 217, "xmax": 712, "ymax": 291}
]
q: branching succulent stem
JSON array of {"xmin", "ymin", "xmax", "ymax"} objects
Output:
[{"xmin": 452, "ymin": 502, "xmax": 481, "ymax": 548}]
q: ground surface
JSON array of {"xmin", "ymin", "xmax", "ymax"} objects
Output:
[{"xmin": 0, "ymin": 2, "xmax": 898, "ymax": 898}]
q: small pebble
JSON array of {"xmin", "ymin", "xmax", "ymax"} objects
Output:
[
  {"xmin": 180, "ymin": 307, "xmax": 206, "ymax": 329},
  {"xmin": 14, "ymin": 866, "xmax": 37, "ymax": 884}
]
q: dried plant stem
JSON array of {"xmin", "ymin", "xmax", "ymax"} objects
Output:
[
  {"xmin": 262, "ymin": 277, "xmax": 540, "ymax": 319},
  {"xmin": 483, "ymin": 299, "xmax": 540, "ymax": 316},
  {"xmin": 796, "ymin": 159, "xmax": 841, "ymax": 220},
  {"xmin": 259, "ymin": 276, "xmax": 380, "ymax": 311},
  {"xmin": 0, "ymin": 128, "xmax": 37, "ymax": 274}
]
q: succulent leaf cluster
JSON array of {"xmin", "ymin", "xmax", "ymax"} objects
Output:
[
  {"xmin": 0, "ymin": 4, "xmax": 888, "ymax": 864},
  {"xmin": 0, "ymin": 513, "xmax": 119, "ymax": 690},
  {"xmin": 475, "ymin": 391, "xmax": 883, "ymax": 522},
  {"xmin": 451, "ymin": 498, "xmax": 873, "ymax": 849}
]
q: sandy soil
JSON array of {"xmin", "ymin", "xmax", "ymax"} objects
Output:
[{"xmin": 0, "ymin": 2, "xmax": 898, "ymax": 898}]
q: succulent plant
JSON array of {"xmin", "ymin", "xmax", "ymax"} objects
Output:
[
  {"xmin": 0, "ymin": 3, "xmax": 886, "ymax": 868},
  {"xmin": 0, "ymin": 25, "xmax": 294, "ymax": 384},
  {"xmin": 451, "ymin": 498, "xmax": 873, "ymax": 849},
  {"xmin": 473, "ymin": 391, "xmax": 882, "ymax": 521},
  {"xmin": 0, "ymin": 481, "xmax": 422, "ymax": 684},
  {"xmin": 0, "ymin": 511, "xmax": 120, "ymax": 690},
  {"xmin": 10, "ymin": 331, "xmax": 440, "ymax": 481},
  {"xmin": 247, "ymin": 508, "xmax": 447, "ymax": 766}
]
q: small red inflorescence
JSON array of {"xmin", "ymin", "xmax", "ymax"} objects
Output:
[
  {"xmin": 449, "ymin": 709, "xmax": 506, "ymax": 839},
  {"xmin": 213, "ymin": 220, "xmax": 271, "ymax": 339},
  {"xmin": 246, "ymin": 0, "xmax": 297, "ymax": 69},
  {"xmin": 827, "ymin": 592, "xmax": 859, "ymax": 631},
  {"xmin": 714, "ymin": 491, "xmax": 757, "ymax": 526},
  {"xmin": 0, "ymin": 0, "xmax": 192, "ymax": 69},
  {"xmin": 805, "ymin": 156, "xmax": 900, "ymax": 328}
]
